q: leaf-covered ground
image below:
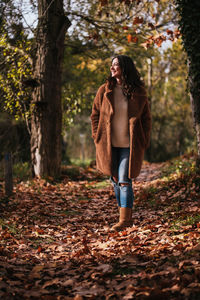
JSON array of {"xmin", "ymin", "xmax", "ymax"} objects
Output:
[{"xmin": 0, "ymin": 154, "xmax": 200, "ymax": 299}]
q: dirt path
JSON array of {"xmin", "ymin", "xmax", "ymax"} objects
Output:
[
  {"xmin": 0, "ymin": 162, "xmax": 200, "ymax": 299},
  {"xmin": 136, "ymin": 161, "xmax": 164, "ymax": 182}
]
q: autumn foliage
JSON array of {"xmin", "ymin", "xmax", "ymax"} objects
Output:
[{"xmin": 0, "ymin": 153, "xmax": 200, "ymax": 299}]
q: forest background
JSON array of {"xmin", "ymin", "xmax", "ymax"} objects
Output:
[
  {"xmin": 1, "ymin": 2, "xmax": 200, "ymax": 298},
  {"xmin": 0, "ymin": 0, "xmax": 197, "ymax": 178}
]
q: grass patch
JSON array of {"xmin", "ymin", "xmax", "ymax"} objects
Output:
[
  {"xmin": 30, "ymin": 237, "xmax": 55, "ymax": 248},
  {"xmin": 171, "ymin": 214, "xmax": 200, "ymax": 230},
  {"xmin": 0, "ymin": 162, "xmax": 31, "ymax": 181},
  {"xmin": 0, "ymin": 218, "xmax": 18, "ymax": 234},
  {"xmin": 69, "ymin": 158, "xmax": 93, "ymax": 168},
  {"xmin": 161, "ymin": 153, "xmax": 197, "ymax": 179},
  {"xmin": 13, "ymin": 162, "xmax": 31, "ymax": 180},
  {"xmin": 137, "ymin": 153, "xmax": 199, "ymax": 210},
  {"xmin": 184, "ymin": 215, "xmax": 200, "ymax": 226},
  {"xmin": 86, "ymin": 180, "xmax": 110, "ymax": 189}
]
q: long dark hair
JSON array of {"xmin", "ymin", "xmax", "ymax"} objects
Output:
[{"xmin": 107, "ymin": 55, "xmax": 144, "ymax": 99}]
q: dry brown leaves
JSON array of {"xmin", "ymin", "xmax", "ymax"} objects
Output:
[{"xmin": 0, "ymin": 161, "xmax": 200, "ymax": 299}]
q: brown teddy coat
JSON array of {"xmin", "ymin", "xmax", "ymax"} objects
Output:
[{"xmin": 91, "ymin": 82, "xmax": 151, "ymax": 179}]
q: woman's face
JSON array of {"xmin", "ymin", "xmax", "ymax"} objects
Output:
[{"xmin": 110, "ymin": 58, "xmax": 122, "ymax": 80}]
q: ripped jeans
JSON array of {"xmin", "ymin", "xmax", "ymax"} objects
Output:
[{"xmin": 110, "ymin": 147, "xmax": 134, "ymax": 208}]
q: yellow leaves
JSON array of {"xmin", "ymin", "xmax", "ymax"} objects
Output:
[
  {"xmin": 77, "ymin": 59, "xmax": 105, "ymax": 72},
  {"xmin": 0, "ymin": 32, "xmax": 32, "ymax": 119},
  {"xmin": 86, "ymin": 58, "xmax": 106, "ymax": 72},
  {"xmin": 77, "ymin": 61, "xmax": 86, "ymax": 70},
  {"xmin": 0, "ymin": 35, "xmax": 7, "ymax": 49}
]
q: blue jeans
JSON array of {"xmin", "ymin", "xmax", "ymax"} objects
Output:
[{"xmin": 110, "ymin": 147, "xmax": 134, "ymax": 208}]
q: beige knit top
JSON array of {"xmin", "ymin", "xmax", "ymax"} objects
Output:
[{"xmin": 111, "ymin": 85, "xmax": 130, "ymax": 147}]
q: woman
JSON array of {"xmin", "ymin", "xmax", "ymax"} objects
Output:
[{"xmin": 91, "ymin": 55, "xmax": 151, "ymax": 231}]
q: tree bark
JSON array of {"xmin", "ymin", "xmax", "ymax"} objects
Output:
[
  {"xmin": 189, "ymin": 63, "xmax": 200, "ymax": 167},
  {"xmin": 175, "ymin": 0, "xmax": 200, "ymax": 167},
  {"xmin": 31, "ymin": 0, "xmax": 70, "ymax": 177}
]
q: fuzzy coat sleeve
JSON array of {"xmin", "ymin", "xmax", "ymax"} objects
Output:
[
  {"xmin": 141, "ymin": 99, "xmax": 152, "ymax": 149},
  {"xmin": 90, "ymin": 84, "xmax": 105, "ymax": 141}
]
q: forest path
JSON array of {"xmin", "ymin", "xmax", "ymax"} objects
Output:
[
  {"xmin": 136, "ymin": 161, "xmax": 164, "ymax": 182},
  {"xmin": 0, "ymin": 160, "xmax": 200, "ymax": 299}
]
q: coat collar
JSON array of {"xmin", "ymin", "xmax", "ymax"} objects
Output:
[
  {"xmin": 104, "ymin": 82, "xmax": 113, "ymax": 97},
  {"xmin": 103, "ymin": 81, "xmax": 148, "ymax": 119},
  {"xmin": 104, "ymin": 82, "xmax": 114, "ymax": 111},
  {"xmin": 104, "ymin": 81, "xmax": 147, "ymax": 98}
]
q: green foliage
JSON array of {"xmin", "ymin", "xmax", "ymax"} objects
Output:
[
  {"xmin": 62, "ymin": 39, "xmax": 194, "ymax": 162},
  {"xmin": 146, "ymin": 40, "xmax": 194, "ymax": 161},
  {"xmin": 69, "ymin": 158, "xmax": 93, "ymax": 167},
  {"xmin": 61, "ymin": 36, "xmax": 152, "ymax": 131},
  {"xmin": 0, "ymin": 0, "xmax": 33, "ymax": 166},
  {"xmin": 13, "ymin": 162, "xmax": 31, "ymax": 180},
  {"xmin": 0, "ymin": 0, "xmax": 33, "ymax": 129},
  {"xmin": 171, "ymin": 214, "xmax": 200, "ymax": 230},
  {"xmin": 0, "ymin": 218, "xmax": 18, "ymax": 234},
  {"xmin": 67, "ymin": 0, "xmax": 177, "ymax": 53},
  {"xmin": 161, "ymin": 152, "xmax": 198, "ymax": 180},
  {"xmin": 62, "ymin": 1, "xmax": 193, "ymax": 162},
  {"xmin": 61, "ymin": 45, "xmax": 111, "ymax": 160},
  {"xmin": 86, "ymin": 180, "xmax": 110, "ymax": 189},
  {"xmin": 0, "ymin": 161, "xmax": 31, "ymax": 181},
  {"xmin": 136, "ymin": 152, "xmax": 199, "ymax": 205},
  {"xmin": 0, "ymin": 32, "xmax": 32, "ymax": 120},
  {"xmin": 62, "ymin": 44, "xmax": 110, "ymax": 127},
  {"xmin": 0, "ymin": 0, "xmax": 196, "ymax": 165}
]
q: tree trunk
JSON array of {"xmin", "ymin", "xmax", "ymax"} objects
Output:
[
  {"xmin": 175, "ymin": 0, "xmax": 200, "ymax": 167},
  {"xmin": 189, "ymin": 63, "xmax": 200, "ymax": 166},
  {"xmin": 31, "ymin": 0, "xmax": 70, "ymax": 177}
]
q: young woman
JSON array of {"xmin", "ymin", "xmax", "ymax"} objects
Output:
[{"xmin": 91, "ymin": 55, "xmax": 151, "ymax": 231}]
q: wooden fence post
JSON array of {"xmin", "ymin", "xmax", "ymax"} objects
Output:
[{"xmin": 4, "ymin": 152, "xmax": 13, "ymax": 196}]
